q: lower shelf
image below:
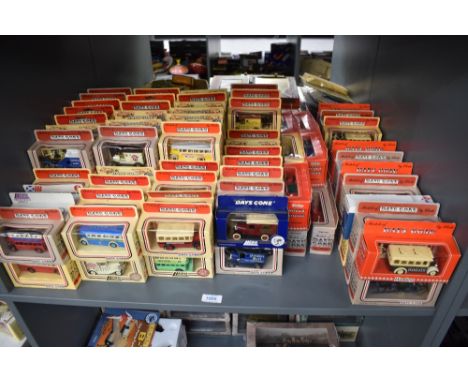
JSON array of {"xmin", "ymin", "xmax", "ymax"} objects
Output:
[{"xmin": 188, "ymin": 334, "xmax": 245, "ymax": 347}]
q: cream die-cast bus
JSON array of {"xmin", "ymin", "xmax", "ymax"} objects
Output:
[
  {"xmin": 387, "ymin": 244, "xmax": 439, "ymax": 276},
  {"xmin": 152, "ymin": 222, "xmax": 201, "ymax": 251},
  {"xmin": 168, "ymin": 140, "xmax": 213, "ymax": 162}
]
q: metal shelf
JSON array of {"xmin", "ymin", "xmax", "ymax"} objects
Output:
[
  {"xmin": 188, "ymin": 334, "xmax": 245, "ymax": 347},
  {"xmin": 0, "ymin": 252, "xmax": 434, "ymax": 317},
  {"xmin": 457, "ymin": 296, "xmax": 468, "ymax": 317}
]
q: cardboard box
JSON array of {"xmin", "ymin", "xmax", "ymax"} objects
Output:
[
  {"xmin": 159, "ymin": 160, "xmax": 219, "ymax": 176},
  {"xmin": 77, "ymin": 252, "xmax": 147, "ymax": 283},
  {"xmin": 63, "ymin": 105, "xmax": 115, "ymax": 120},
  {"xmin": 61, "ymin": 205, "xmax": 141, "ymax": 262},
  {"xmin": 217, "ymin": 179, "xmax": 285, "ymax": 196},
  {"xmin": 158, "ymin": 121, "xmax": 222, "ymax": 163},
  {"xmin": 153, "ymin": 170, "xmax": 217, "ymax": 193},
  {"xmin": 285, "ymin": 225, "xmax": 309, "ymax": 257},
  {"xmin": 246, "ymin": 322, "xmax": 339, "ymax": 347},
  {"xmin": 147, "ymin": 191, "xmax": 214, "ymax": 205},
  {"xmin": 78, "ymin": 187, "xmax": 145, "ymax": 210},
  {"xmin": 215, "ymin": 246, "xmax": 283, "ymax": 276},
  {"xmin": 216, "ymin": 195, "xmax": 288, "ymax": 249},
  {"xmin": 72, "ymin": 99, "xmax": 121, "ymax": 111},
  {"xmin": 127, "ymin": 93, "xmax": 175, "ymax": 107},
  {"xmin": 228, "ymin": 98, "xmax": 281, "ymax": 131},
  {"xmin": 354, "ymin": 219, "xmax": 461, "ymax": 283},
  {"xmin": 347, "ymin": 260, "xmax": 443, "ymax": 306},
  {"xmin": 322, "ymin": 116, "xmax": 382, "ymax": 149},
  {"xmin": 3, "ymin": 256, "xmax": 81, "ymax": 290},
  {"xmin": 137, "ymin": 202, "xmax": 213, "ymax": 258},
  {"xmin": 0, "ymin": 207, "xmax": 68, "ymax": 265},
  {"xmin": 145, "ymin": 254, "xmax": 214, "ymax": 278},
  {"xmin": 284, "ymin": 162, "xmax": 312, "ymax": 228},
  {"xmin": 309, "ymin": 183, "xmax": 338, "ymax": 255},
  {"xmin": 93, "ymin": 126, "xmax": 158, "ymax": 177},
  {"xmin": 342, "ymin": 198, "xmax": 440, "ymax": 277},
  {"xmin": 88, "ymin": 174, "xmax": 152, "ymax": 192},
  {"xmin": 28, "ymin": 129, "xmax": 95, "ymax": 170},
  {"xmin": 281, "ymin": 131, "xmax": 306, "ymax": 163},
  {"xmin": 223, "ymin": 155, "xmax": 283, "ymax": 167}
]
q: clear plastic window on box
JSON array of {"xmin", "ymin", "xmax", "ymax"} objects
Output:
[
  {"xmin": 227, "ymin": 213, "xmax": 278, "ymax": 242},
  {"xmin": 0, "ymin": 225, "xmax": 50, "ymax": 260},
  {"xmin": 145, "ymin": 220, "xmax": 202, "ymax": 253},
  {"xmin": 69, "ymin": 223, "xmax": 128, "ymax": 256},
  {"xmin": 100, "ymin": 142, "xmax": 147, "ymax": 167}
]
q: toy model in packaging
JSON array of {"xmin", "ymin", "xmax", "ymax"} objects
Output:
[
  {"xmin": 220, "ymin": 165, "xmax": 283, "ymax": 182},
  {"xmin": 215, "ymin": 246, "xmax": 283, "ymax": 276},
  {"xmin": 337, "ymin": 174, "xmax": 421, "ymax": 219},
  {"xmin": 63, "ymin": 105, "xmax": 114, "ymax": 119},
  {"xmin": 28, "ymin": 130, "xmax": 95, "ymax": 170},
  {"xmin": 88, "ymin": 309, "xmax": 159, "ymax": 347},
  {"xmin": 72, "ymin": 99, "xmax": 121, "ymax": 111},
  {"xmin": 318, "ymin": 103, "xmax": 372, "ymax": 120},
  {"xmin": 93, "ymin": 126, "xmax": 158, "ymax": 177},
  {"xmin": 78, "ymin": 188, "xmax": 145, "ymax": 210},
  {"xmin": 61, "ymin": 205, "xmax": 140, "ymax": 262},
  {"xmin": 218, "ymin": 179, "xmax": 285, "ymax": 196},
  {"xmin": 332, "ymin": 150, "xmax": 405, "ymax": 193},
  {"xmin": 321, "ymin": 116, "xmax": 382, "ymax": 148},
  {"xmin": 159, "ymin": 160, "xmax": 219, "ymax": 176},
  {"xmin": 226, "ymin": 129, "xmax": 280, "ymax": 143},
  {"xmin": 127, "ymin": 93, "xmax": 175, "ymax": 107},
  {"xmin": 347, "ymin": 260, "xmax": 443, "ymax": 306},
  {"xmin": 309, "ymin": 183, "xmax": 338, "ymax": 255},
  {"xmin": 228, "ymin": 98, "xmax": 281, "ymax": 131},
  {"xmin": 137, "ymin": 202, "xmax": 213, "ymax": 258},
  {"xmin": 77, "ymin": 251, "xmax": 147, "ymax": 283},
  {"xmin": 0, "ymin": 208, "xmax": 67, "ymax": 264},
  {"xmin": 153, "ymin": 170, "xmax": 217, "ymax": 192},
  {"xmin": 89, "ymin": 174, "xmax": 152, "ymax": 192},
  {"xmin": 320, "ymin": 109, "xmax": 374, "ymax": 120},
  {"xmin": 145, "ymin": 253, "xmax": 214, "ymax": 278},
  {"xmin": 134, "ymin": 88, "xmax": 180, "ymax": 96},
  {"xmin": 80, "ymin": 92, "xmax": 127, "ymax": 101},
  {"xmin": 167, "ymin": 112, "xmax": 224, "ymax": 124},
  {"xmin": 281, "ymin": 131, "xmax": 306, "ymax": 163},
  {"xmin": 223, "ymin": 155, "xmax": 283, "ymax": 167},
  {"xmin": 158, "ymin": 121, "xmax": 222, "ymax": 163},
  {"xmin": 54, "ymin": 113, "xmax": 108, "ymax": 127},
  {"xmin": 33, "ymin": 169, "xmax": 90, "ymax": 191},
  {"xmin": 147, "ymin": 190, "xmax": 214, "ymax": 205},
  {"xmin": 216, "ymin": 195, "xmax": 288, "ymax": 249},
  {"xmin": 334, "ymin": 161, "xmax": 414, "ymax": 202},
  {"xmin": 354, "ymin": 219, "xmax": 461, "ymax": 283},
  {"xmin": 3, "ymin": 255, "xmax": 81, "ymax": 290},
  {"xmin": 342, "ymin": 198, "xmax": 440, "ymax": 278},
  {"xmin": 231, "ymin": 88, "xmax": 281, "ymax": 99},
  {"xmin": 225, "ymin": 145, "xmax": 282, "ymax": 157},
  {"xmin": 177, "ymin": 90, "xmax": 227, "ymax": 104}
]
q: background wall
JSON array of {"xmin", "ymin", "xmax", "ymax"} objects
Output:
[
  {"xmin": 0, "ymin": 36, "xmax": 153, "ymax": 204},
  {"xmin": 331, "ymin": 36, "xmax": 468, "ymax": 251}
]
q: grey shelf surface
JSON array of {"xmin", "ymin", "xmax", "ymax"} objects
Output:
[
  {"xmin": 0, "ymin": 252, "xmax": 435, "ymax": 317},
  {"xmin": 457, "ymin": 295, "xmax": 468, "ymax": 316}
]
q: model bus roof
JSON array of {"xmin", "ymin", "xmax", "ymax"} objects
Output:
[
  {"xmin": 245, "ymin": 213, "xmax": 278, "ymax": 225},
  {"xmin": 154, "ymin": 222, "xmax": 195, "ymax": 236},
  {"xmin": 4, "ymin": 231, "xmax": 43, "ymax": 239},
  {"xmin": 170, "ymin": 141, "xmax": 211, "ymax": 150},
  {"xmin": 388, "ymin": 244, "xmax": 434, "ymax": 262},
  {"xmin": 78, "ymin": 225, "xmax": 125, "ymax": 234}
]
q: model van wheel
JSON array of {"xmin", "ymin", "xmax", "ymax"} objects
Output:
[
  {"xmin": 164, "ymin": 243, "xmax": 176, "ymax": 251},
  {"xmin": 260, "ymin": 234, "xmax": 269, "ymax": 241},
  {"xmin": 109, "ymin": 242, "xmax": 118, "ymax": 249},
  {"xmin": 8, "ymin": 245, "xmax": 17, "ymax": 252},
  {"xmin": 394, "ymin": 267, "xmax": 407, "ymax": 275},
  {"xmin": 115, "ymin": 270, "xmax": 123, "ymax": 276},
  {"xmin": 232, "ymin": 233, "xmax": 241, "ymax": 240},
  {"xmin": 175, "ymin": 268, "xmax": 183, "ymax": 272},
  {"xmin": 427, "ymin": 267, "xmax": 438, "ymax": 276},
  {"xmin": 34, "ymin": 248, "xmax": 44, "ymax": 253},
  {"xmin": 193, "ymin": 241, "xmax": 201, "ymax": 250},
  {"xmin": 27, "ymin": 267, "xmax": 36, "ymax": 273},
  {"xmin": 135, "ymin": 163, "xmax": 143, "ymax": 167},
  {"xmin": 88, "ymin": 270, "xmax": 97, "ymax": 275},
  {"xmin": 80, "ymin": 238, "xmax": 88, "ymax": 246}
]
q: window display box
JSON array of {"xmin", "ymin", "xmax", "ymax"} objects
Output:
[{"xmin": 145, "ymin": 254, "xmax": 214, "ymax": 278}]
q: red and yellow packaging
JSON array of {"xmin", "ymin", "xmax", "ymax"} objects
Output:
[
  {"xmin": 0, "ymin": 207, "xmax": 68, "ymax": 265},
  {"xmin": 220, "ymin": 165, "xmax": 283, "ymax": 181},
  {"xmin": 88, "ymin": 174, "xmax": 152, "ymax": 192},
  {"xmin": 137, "ymin": 202, "xmax": 213, "ymax": 259},
  {"xmin": 4, "ymin": 255, "xmax": 81, "ymax": 290},
  {"xmin": 80, "ymin": 92, "xmax": 126, "ymax": 101},
  {"xmin": 322, "ymin": 116, "xmax": 382, "ymax": 148},
  {"xmin": 63, "ymin": 105, "xmax": 115, "ymax": 119},
  {"xmin": 153, "ymin": 170, "xmax": 217, "ymax": 193},
  {"xmin": 79, "ymin": 188, "xmax": 145, "ymax": 210},
  {"xmin": 158, "ymin": 121, "xmax": 222, "ymax": 164},
  {"xmin": 231, "ymin": 89, "xmax": 281, "ymax": 99},
  {"xmin": 28, "ymin": 129, "xmax": 95, "ymax": 170},
  {"xmin": 177, "ymin": 91, "xmax": 227, "ymax": 103},
  {"xmin": 33, "ymin": 168, "xmax": 90, "ymax": 189},
  {"xmin": 318, "ymin": 103, "xmax": 371, "ymax": 118},
  {"xmin": 159, "ymin": 160, "xmax": 219, "ymax": 176},
  {"xmin": 284, "ymin": 162, "xmax": 312, "ymax": 228},
  {"xmin": 134, "ymin": 88, "xmax": 180, "ymax": 96},
  {"xmin": 217, "ymin": 179, "xmax": 284, "ymax": 196},
  {"xmin": 147, "ymin": 190, "xmax": 214, "ymax": 205},
  {"xmin": 61, "ymin": 205, "xmax": 141, "ymax": 262},
  {"xmin": 93, "ymin": 125, "xmax": 158, "ymax": 178},
  {"xmin": 127, "ymin": 93, "xmax": 175, "ymax": 107},
  {"xmin": 72, "ymin": 99, "xmax": 121, "ymax": 111},
  {"xmin": 355, "ymin": 219, "xmax": 461, "ymax": 283},
  {"xmin": 223, "ymin": 155, "xmax": 283, "ymax": 167},
  {"xmin": 228, "ymin": 98, "xmax": 281, "ymax": 131},
  {"xmin": 225, "ymin": 145, "xmax": 282, "ymax": 156},
  {"xmin": 281, "ymin": 131, "xmax": 306, "ymax": 163}
]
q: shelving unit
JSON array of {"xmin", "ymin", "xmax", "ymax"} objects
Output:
[{"xmin": 0, "ymin": 35, "xmax": 467, "ymax": 346}]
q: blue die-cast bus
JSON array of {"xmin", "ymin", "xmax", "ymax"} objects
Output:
[{"xmin": 78, "ymin": 225, "xmax": 125, "ymax": 249}]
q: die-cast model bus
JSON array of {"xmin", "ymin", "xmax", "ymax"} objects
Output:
[
  {"xmin": 168, "ymin": 141, "xmax": 213, "ymax": 161},
  {"xmin": 78, "ymin": 225, "xmax": 125, "ymax": 249},
  {"xmin": 153, "ymin": 222, "xmax": 200, "ymax": 251},
  {"xmin": 387, "ymin": 244, "xmax": 439, "ymax": 276},
  {"xmin": 3, "ymin": 230, "xmax": 47, "ymax": 253},
  {"xmin": 154, "ymin": 257, "xmax": 194, "ymax": 272}
]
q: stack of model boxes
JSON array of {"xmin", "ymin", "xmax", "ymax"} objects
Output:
[
  {"xmin": 319, "ymin": 102, "xmax": 462, "ymax": 306},
  {"xmin": 215, "ymin": 85, "xmax": 288, "ymax": 275},
  {"xmin": 139, "ymin": 90, "xmax": 228, "ymax": 279}
]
